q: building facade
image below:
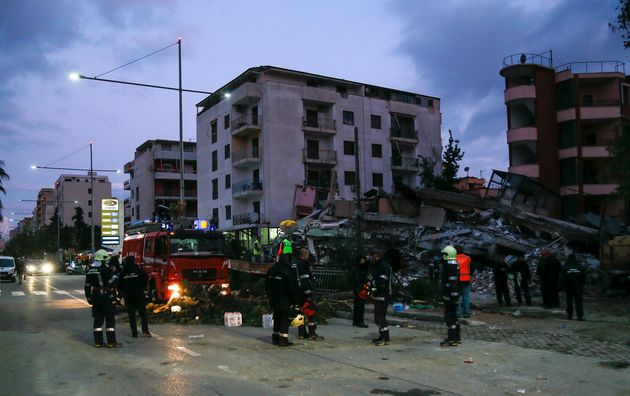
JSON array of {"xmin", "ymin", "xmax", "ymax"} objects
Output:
[
  {"xmin": 500, "ymin": 52, "xmax": 627, "ymax": 220},
  {"xmin": 34, "ymin": 188, "xmax": 55, "ymax": 229},
  {"xmin": 54, "ymin": 174, "xmax": 112, "ymax": 226},
  {"xmin": 195, "ymin": 66, "xmax": 442, "ymax": 233},
  {"xmin": 123, "ymin": 139, "xmax": 197, "ymax": 223}
]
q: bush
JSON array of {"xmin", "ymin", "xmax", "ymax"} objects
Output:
[{"xmin": 406, "ymin": 278, "xmax": 441, "ymax": 302}]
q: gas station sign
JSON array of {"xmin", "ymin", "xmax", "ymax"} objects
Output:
[{"xmin": 101, "ymin": 198, "xmax": 120, "ymax": 245}]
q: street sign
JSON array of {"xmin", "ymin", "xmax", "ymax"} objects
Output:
[{"xmin": 101, "ymin": 198, "xmax": 120, "ymax": 245}]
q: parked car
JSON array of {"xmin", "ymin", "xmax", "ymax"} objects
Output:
[
  {"xmin": 25, "ymin": 259, "xmax": 55, "ymax": 276},
  {"xmin": 0, "ymin": 256, "xmax": 17, "ymax": 282},
  {"xmin": 65, "ymin": 260, "xmax": 87, "ymax": 275}
]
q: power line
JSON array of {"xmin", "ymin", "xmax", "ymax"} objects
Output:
[
  {"xmin": 45, "ymin": 144, "xmax": 90, "ymax": 167},
  {"xmin": 95, "ymin": 41, "xmax": 178, "ymax": 78}
]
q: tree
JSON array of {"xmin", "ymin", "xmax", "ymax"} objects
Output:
[
  {"xmin": 608, "ymin": 124, "xmax": 630, "ymax": 221},
  {"xmin": 610, "ymin": 0, "xmax": 630, "ymax": 48},
  {"xmin": 419, "ymin": 130, "xmax": 465, "ymax": 192},
  {"xmin": 0, "ymin": 160, "xmax": 9, "ymax": 221},
  {"xmin": 72, "ymin": 207, "xmax": 90, "ymax": 250}
]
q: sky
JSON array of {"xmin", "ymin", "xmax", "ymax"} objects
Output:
[{"xmin": 1, "ymin": 0, "xmax": 628, "ymax": 236}]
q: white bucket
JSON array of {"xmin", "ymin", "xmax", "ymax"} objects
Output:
[
  {"xmin": 224, "ymin": 312, "xmax": 242, "ymax": 327},
  {"xmin": 262, "ymin": 313, "xmax": 274, "ymax": 329}
]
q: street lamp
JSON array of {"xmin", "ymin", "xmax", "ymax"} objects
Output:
[
  {"xmin": 31, "ymin": 142, "xmax": 119, "ymax": 254},
  {"xmin": 69, "ymin": 39, "xmax": 213, "ymax": 221}
]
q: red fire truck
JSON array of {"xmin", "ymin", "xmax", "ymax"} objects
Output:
[{"xmin": 122, "ymin": 224, "xmax": 229, "ymax": 301}]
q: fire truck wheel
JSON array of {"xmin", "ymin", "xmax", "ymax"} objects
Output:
[{"xmin": 148, "ymin": 281, "xmax": 158, "ymax": 302}]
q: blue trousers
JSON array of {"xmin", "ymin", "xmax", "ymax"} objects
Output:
[{"xmin": 457, "ymin": 283, "xmax": 471, "ymax": 318}]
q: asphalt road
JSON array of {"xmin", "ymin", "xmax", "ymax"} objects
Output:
[{"xmin": 1, "ymin": 275, "xmax": 629, "ymax": 396}]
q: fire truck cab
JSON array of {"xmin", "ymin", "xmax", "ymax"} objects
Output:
[{"xmin": 122, "ymin": 224, "xmax": 229, "ymax": 301}]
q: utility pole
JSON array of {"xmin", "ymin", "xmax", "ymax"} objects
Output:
[
  {"xmin": 90, "ymin": 142, "xmax": 95, "ymax": 255},
  {"xmin": 178, "ymin": 38, "xmax": 185, "ymax": 222}
]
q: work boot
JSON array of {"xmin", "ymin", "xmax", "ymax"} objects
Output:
[
  {"xmin": 440, "ymin": 339, "xmax": 460, "ymax": 347},
  {"xmin": 106, "ymin": 331, "xmax": 122, "ymax": 348},
  {"xmin": 297, "ymin": 325, "xmax": 307, "ymax": 339},
  {"xmin": 131, "ymin": 333, "xmax": 138, "ymax": 338},
  {"xmin": 93, "ymin": 330, "xmax": 104, "ymax": 348},
  {"xmin": 277, "ymin": 337, "xmax": 293, "ymax": 347},
  {"xmin": 307, "ymin": 324, "xmax": 324, "ymax": 341},
  {"xmin": 141, "ymin": 331, "xmax": 152, "ymax": 338}
]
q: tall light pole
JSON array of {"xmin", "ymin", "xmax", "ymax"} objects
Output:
[{"xmin": 69, "ymin": 39, "xmax": 213, "ymax": 224}]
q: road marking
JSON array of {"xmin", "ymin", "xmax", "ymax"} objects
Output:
[
  {"xmin": 31, "ymin": 278, "xmax": 90, "ymax": 307},
  {"xmin": 176, "ymin": 346, "xmax": 201, "ymax": 357},
  {"xmin": 33, "ymin": 291, "xmax": 48, "ymax": 295},
  {"xmin": 150, "ymin": 331, "xmax": 164, "ymax": 340},
  {"xmin": 54, "ymin": 290, "xmax": 70, "ymax": 295},
  {"xmin": 73, "ymin": 290, "xmax": 84, "ymax": 294},
  {"xmin": 12, "ymin": 291, "xmax": 25, "ymax": 296},
  {"xmin": 217, "ymin": 365, "xmax": 237, "ymax": 374}
]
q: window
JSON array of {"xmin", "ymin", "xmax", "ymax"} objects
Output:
[
  {"xmin": 183, "ymin": 144, "xmax": 194, "ymax": 152},
  {"xmin": 88, "ymin": 211, "xmax": 92, "ymax": 218},
  {"xmin": 224, "ymin": 114, "xmax": 230, "ymax": 130},
  {"xmin": 212, "ymin": 150, "xmax": 218, "ymax": 172},
  {"xmin": 212, "ymin": 208, "xmax": 219, "ymax": 225},
  {"xmin": 135, "ymin": 187, "xmax": 139, "ymax": 201},
  {"xmin": 224, "ymin": 144, "xmax": 230, "ymax": 159},
  {"xmin": 343, "ymin": 110, "xmax": 354, "ymax": 125},
  {"xmin": 225, "ymin": 174, "xmax": 231, "ymax": 189},
  {"xmin": 371, "ymin": 114, "xmax": 381, "ymax": 129},
  {"xmin": 344, "ymin": 171, "xmax": 356, "ymax": 186},
  {"xmin": 144, "ymin": 238, "xmax": 154, "ymax": 256},
  {"xmin": 212, "ymin": 178, "xmax": 218, "ymax": 200},
  {"xmin": 253, "ymin": 201, "xmax": 260, "ymax": 215},
  {"xmin": 211, "ymin": 120, "xmax": 218, "ymax": 144},
  {"xmin": 88, "ymin": 200, "xmax": 92, "ymax": 206},
  {"xmin": 343, "ymin": 140, "xmax": 355, "ymax": 155},
  {"xmin": 371, "ymin": 144, "xmax": 382, "ymax": 158},
  {"xmin": 372, "ymin": 173, "xmax": 383, "ymax": 187},
  {"xmin": 161, "ymin": 143, "xmax": 171, "ymax": 151},
  {"xmin": 88, "ymin": 188, "xmax": 92, "ymax": 194},
  {"xmin": 135, "ymin": 205, "xmax": 139, "ymax": 219},
  {"xmin": 225, "ymin": 205, "xmax": 231, "ymax": 220}
]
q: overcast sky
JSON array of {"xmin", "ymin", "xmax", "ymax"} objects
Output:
[{"xmin": 1, "ymin": 0, "xmax": 628, "ymax": 234}]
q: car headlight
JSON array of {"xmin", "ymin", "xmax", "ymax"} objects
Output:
[
  {"xmin": 221, "ymin": 283, "xmax": 230, "ymax": 289},
  {"xmin": 26, "ymin": 265, "xmax": 35, "ymax": 272},
  {"xmin": 42, "ymin": 263, "xmax": 53, "ymax": 273}
]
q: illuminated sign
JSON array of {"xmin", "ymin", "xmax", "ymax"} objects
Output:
[{"xmin": 101, "ymin": 198, "xmax": 120, "ymax": 245}]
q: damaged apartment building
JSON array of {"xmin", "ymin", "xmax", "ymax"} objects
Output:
[{"xmin": 195, "ymin": 66, "xmax": 442, "ymax": 245}]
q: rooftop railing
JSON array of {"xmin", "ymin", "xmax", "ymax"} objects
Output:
[
  {"xmin": 555, "ymin": 61, "xmax": 625, "ymax": 74},
  {"xmin": 502, "ymin": 51, "xmax": 553, "ymax": 68}
]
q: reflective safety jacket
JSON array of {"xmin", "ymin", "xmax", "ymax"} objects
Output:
[
  {"xmin": 277, "ymin": 238, "xmax": 292, "ymax": 255},
  {"xmin": 293, "ymin": 258, "xmax": 314, "ymax": 298},
  {"xmin": 252, "ymin": 240, "xmax": 261, "ymax": 256},
  {"xmin": 266, "ymin": 259, "xmax": 300, "ymax": 309},
  {"xmin": 372, "ymin": 258, "xmax": 392, "ymax": 301},
  {"xmin": 84, "ymin": 262, "xmax": 116, "ymax": 303},
  {"xmin": 456, "ymin": 254, "xmax": 471, "ymax": 283},
  {"xmin": 441, "ymin": 258, "xmax": 460, "ymax": 303},
  {"xmin": 118, "ymin": 263, "xmax": 148, "ymax": 304}
]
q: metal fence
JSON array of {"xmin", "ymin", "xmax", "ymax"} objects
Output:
[{"xmin": 311, "ymin": 264, "xmax": 351, "ymax": 295}]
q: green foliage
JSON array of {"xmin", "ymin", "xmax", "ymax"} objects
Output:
[
  {"xmin": 608, "ymin": 124, "xmax": 630, "ymax": 220},
  {"xmin": 0, "ymin": 160, "xmax": 9, "ymax": 221},
  {"xmin": 610, "ymin": 0, "xmax": 630, "ymax": 48},
  {"xmin": 406, "ymin": 278, "xmax": 441, "ymax": 303},
  {"xmin": 419, "ymin": 130, "xmax": 465, "ymax": 192}
]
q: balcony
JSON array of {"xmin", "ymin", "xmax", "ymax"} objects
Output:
[
  {"xmin": 507, "ymin": 127, "xmax": 538, "ymax": 143},
  {"xmin": 232, "ymin": 179, "xmax": 263, "ymax": 199},
  {"xmin": 390, "ymin": 128, "xmax": 418, "ymax": 145},
  {"xmin": 580, "ymin": 99, "xmax": 621, "ymax": 120},
  {"xmin": 504, "ymin": 85, "xmax": 536, "ymax": 104},
  {"xmin": 302, "ymin": 149, "xmax": 337, "ymax": 165},
  {"xmin": 123, "ymin": 180, "xmax": 130, "ymax": 191},
  {"xmin": 230, "ymin": 82, "xmax": 261, "ymax": 106},
  {"xmin": 232, "ymin": 212, "xmax": 261, "ymax": 226},
  {"xmin": 302, "ymin": 117, "xmax": 336, "ymax": 135},
  {"xmin": 581, "ymin": 146, "xmax": 611, "ymax": 158},
  {"xmin": 391, "ymin": 156, "xmax": 420, "ymax": 172},
  {"xmin": 231, "ymin": 115, "xmax": 261, "ymax": 138},
  {"xmin": 232, "ymin": 148, "xmax": 261, "ymax": 168},
  {"xmin": 153, "ymin": 148, "xmax": 196, "ymax": 161},
  {"xmin": 154, "ymin": 168, "xmax": 197, "ymax": 180},
  {"xmin": 508, "ymin": 164, "xmax": 540, "ymax": 178},
  {"xmin": 154, "ymin": 190, "xmax": 197, "ymax": 200},
  {"xmin": 123, "ymin": 161, "xmax": 134, "ymax": 174},
  {"xmin": 304, "ymin": 179, "xmax": 331, "ymax": 188}
]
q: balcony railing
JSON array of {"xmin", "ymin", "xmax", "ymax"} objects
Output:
[
  {"xmin": 555, "ymin": 60, "xmax": 625, "ymax": 74},
  {"xmin": 154, "ymin": 168, "xmax": 197, "ymax": 174},
  {"xmin": 232, "ymin": 147, "xmax": 261, "ymax": 162},
  {"xmin": 232, "ymin": 179, "xmax": 263, "ymax": 195},
  {"xmin": 123, "ymin": 180, "xmax": 130, "ymax": 190},
  {"xmin": 304, "ymin": 179, "xmax": 331, "ymax": 188},
  {"xmin": 231, "ymin": 115, "xmax": 261, "ymax": 130},
  {"xmin": 390, "ymin": 128, "xmax": 418, "ymax": 140},
  {"xmin": 581, "ymin": 99, "xmax": 620, "ymax": 107},
  {"xmin": 391, "ymin": 156, "xmax": 420, "ymax": 169},
  {"xmin": 502, "ymin": 51, "xmax": 553, "ymax": 68},
  {"xmin": 302, "ymin": 149, "xmax": 337, "ymax": 164},
  {"xmin": 302, "ymin": 117, "xmax": 336, "ymax": 130},
  {"xmin": 233, "ymin": 212, "xmax": 261, "ymax": 226}
]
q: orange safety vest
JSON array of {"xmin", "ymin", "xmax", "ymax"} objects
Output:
[{"xmin": 456, "ymin": 254, "xmax": 471, "ymax": 282}]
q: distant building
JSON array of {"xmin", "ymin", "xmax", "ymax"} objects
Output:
[
  {"xmin": 195, "ymin": 65, "xmax": 442, "ymax": 238},
  {"xmin": 34, "ymin": 188, "xmax": 55, "ymax": 229},
  {"xmin": 500, "ymin": 51, "xmax": 627, "ymax": 220},
  {"xmin": 123, "ymin": 139, "xmax": 197, "ymax": 223},
  {"xmin": 54, "ymin": 174, "xmax": 112, "ymax": 226}
]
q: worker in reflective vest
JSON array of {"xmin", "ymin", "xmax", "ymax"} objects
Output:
[
  {"xmin": 440, "ymin": 245, "xmax": 460, "ymax": 347},
  {"xmin": 455, "ymin": 246, "xmax": 472, "ymax": 318},
  {"xmin": 277, "ymin": 237, "xmax": 293, "ymax": 263},
  {"xmin": 252, "ymin": 237, "xmax": 262, "ymax": 264}
]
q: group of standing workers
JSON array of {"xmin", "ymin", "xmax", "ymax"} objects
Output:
[{"xmin": 84, "ymin": 249, "xmax": 151, "ymax": 348}]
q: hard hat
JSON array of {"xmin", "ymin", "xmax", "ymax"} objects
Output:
[
  {"xmin": 441, "ymin": 245, "xmax": 457, "ymax": 260},
  {"xmin": 290, "ymin": 313, "xmax": 305, "ymax": 327},
  {"xmin": 94, "ymin": 249, "xmax": 109, "ymax": 262}
]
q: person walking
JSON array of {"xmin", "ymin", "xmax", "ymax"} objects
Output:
[
  {"xmin": 511, "ymin": 256, "xmax": 532, "ymax": 306},
  {"xmin": 493, "ymin": 258, "xmax": 512, "ymax": 306},
  {"xmin": 440, "ymin": 245, "xmax": 460, "ymax": 347},
  {"xmin": 84, "ymin": 249, "xmax": 120, "ymax": 348},
  {"xmin": 370, "ymin": 249, "xmax": 392, "ymax": 346},
  {"xmin": 118, "ymin": 256, "xmax": 151, "ymax": 338},
  {"xmin": 352, "ymin": 255, "xmax": 370, "ymax": 328},
  {"xmin": 455, "ymin": 246, "xmax": 472, "ymax": 318},
  {"xmin": 293, "ymin": 248, "xmax": 324, "ymax": 341},
  {"xmin": 563, "ymin": 254, "xmax": 585, "ymax": 321},
  {"xmin": 15, "ymin": 257, "xmax": 25, "ymax": 284},
  {"xmin": 266, "ymin": 254, "xmax": 300, "ymax": 347}
]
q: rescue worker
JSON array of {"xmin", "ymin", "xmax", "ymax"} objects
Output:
[
  {"xmin": 84, "ymin": 249, "xmax": 120, "ymax": 348},
  {"xmin": 440, "ymin": 245, "xmax": 460, "ymax": 347},
  {"xmin": 15, "ymin": 257, "xmax": 25, "ymax": 284},
  {"xmin": 293, "ymin": 248, "xmax": 324, "ymax": 340},
  {"xmin": 563, "ymin": 254, "xmax": 585, "ymax": 321},
  {"xmin": 537, "ymin": 250, "xmax": 562, "ymax": 308},
  {"xmin": 352, "ymin": 255, "xmax": 370, "ymax": 328},
  {"xmin": 455, "ymin": 245, "xmax": 472, "ymax": 318},
  {"xmin": 493, "ymin": 258, "xmax": 512, "ymax": 306},
  {"xmin": 252, "ymin": 236, "xmax": 262, "ymax": 264},
  {"xmin": 276, "ymin": 235, "xmax": 293, "ymax": 263},
  {"xmin": 511, "ymin": 256, "xmax": 532, "ymax": 306},
  {"xmin": 370, "ymin": 249, "xmax": 392, "ymax": 346},
  {"xmin": 118, "ymin": 256, "xmax": 151, "ymax": 338},
  {"xmin": 266, "ymin": 254, "xmax": 300, "ymax": 347}
]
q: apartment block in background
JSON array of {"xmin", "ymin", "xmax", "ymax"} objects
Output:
[
  {"xmin": 54, "ymin": 174, "xmax": 112, "ymax": 226},
  {"xmin": 195, "ymin": 66, "xmax": 442, "ymax": 237},
  {"xmin": 123, "ymin": 139, "xmax": 197, "ymax": 223},
  {"xmin": 500, "ymin": 51, "xmax": 627, "ymax": 220},
  {"xmin": 34, "ymin": 188, "xmax": 55, "ymax": 229}
]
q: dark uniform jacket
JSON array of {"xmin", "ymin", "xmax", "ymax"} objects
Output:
[
  {"xmin": 563, "ymin": 256, "xmax": 585, "ymax": 292},
  {"xmin": 266, "ymin": 258, "xmax": 300, "ymax": 309},
  {"xmin": 352, "ymin": 259, "xmax": 370, "ymax": 293},
  {"xmin": 538, "ymin": 255, "xmax": 562, "ymax": 282},
  {"xmin": 441, "ymin": 259, "xmax": 460, "ymax": 303},
  {"xmin": 293, "ymin": 258, "xmax": 314, "ymax": 301},
  {"xmin": 372, "ymin": 258, "xmax": 392, "ymax": 301},
  {"xmin": 84, "ymin": 263, "xmax": 116, "ymax": 304},
  {"xmin": 118, "ymin": 262, "xmax": 148, "ymax": 305},
  {"xmin": 511, "ymin": 259, "xmax": 531, "ymax": 284}
]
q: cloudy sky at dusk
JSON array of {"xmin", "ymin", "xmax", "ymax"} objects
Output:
[{"xmin": 1, "ymin": 0, "xmax": 628, "ymax": 233}]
